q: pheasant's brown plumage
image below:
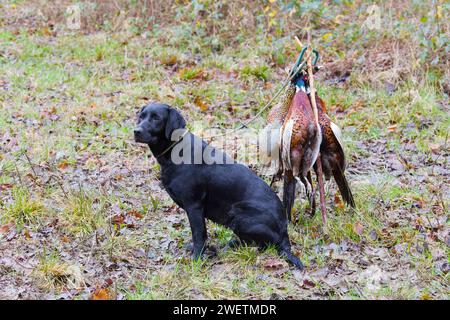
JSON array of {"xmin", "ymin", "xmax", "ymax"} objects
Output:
[
  {"xmin": 281, "ymin": 89, "xmax": 321, "ymax": 220},
  {"xmin": 267, "ymin": 84, "xmax": 296, "ymax": 124},
  {"xmin": 315, "ymin": 95, "xmax": 355, "ymax": 207}
]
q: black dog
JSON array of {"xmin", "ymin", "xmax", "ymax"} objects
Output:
[{"xmin": 134, "ymin": 103, "xmax": 303, "ymax": 269}]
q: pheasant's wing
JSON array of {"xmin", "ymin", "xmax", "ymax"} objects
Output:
[
  {"xmin": 259, "ymin": 122, "xmax": 281, "ymax": 164},
  {"xmin": 316, "ymin": 96, "xmax": 354, "ymax": 207},
  {"xmin": 328, "ymin": 116, "xmax": 346, "ymax": 169},
  {"xmin": 281, "ymin": 118, "xmax": 294, "ymax": 171}
]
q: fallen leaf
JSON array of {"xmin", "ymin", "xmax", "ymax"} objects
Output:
[
  {"xmin": 0, "ymin": 183, "xmax": 13, "ymax": 190},
  {"xmin": 23, "ymin": 228, "xmax": 31, "ymax": 239},
  {"xmin": 57, "ymin": 160, "xmax": 69, "ymax": 169},
  {"xmin": 105, "ymin": 278, "xmax": 113, "ymax": 286},
  {"xmin": 429, "ymin": 143, "xmax": 440, "ymax": 154},
  {"xmin": 263, "ymin": 258, "xmax": 287, "ymax": 270},
  {"xmin": 334, "ymin": 194, "xmax": 345, "ymax": 209},
  {"xmin": 127, "ymin": 210, "xmax": 143, "ymax": 219},
  {"xmin": 353, "ymin": 221, "xmax": 364, "ymax": 235},
  {"xmin": 369, "ymin": 229, "xmax": 378, "ymax": 241},
  {"xmin": 0, "ymin": 223, "xmax": 14, "ymax": 234},
  {"xmin": 420, "ymin": 293, "xmax": 432, "ymax": 300},
  {"xmin": 160, "ymin": 55, "xmax": 177, "ymax": 66},
  {"xmin": 388, "ymin": 124, "xmax": 397, "ymax": 132},
  {"xmin": 301, "ymin": 279, "xmax": 316, "ymax": 289},
  {"xmin": 112, "ymin": 214, "xmax": 125, "ymax": 226},
  {"xmin": 194, "ymin": 97, "xmax": 208, "ymax": 112},
  {"xmin": 90, "ymin": 288, "xmax": 110, "ymax": 300}
]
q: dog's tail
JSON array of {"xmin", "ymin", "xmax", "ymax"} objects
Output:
[{"xmin": 278, "ymin": 238, "xmax": 304, "ymax": 270}]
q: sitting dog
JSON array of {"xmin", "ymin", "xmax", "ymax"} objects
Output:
[{"xmin": 134, "ymin": 103, "xmax": 303, "ymax": 269}]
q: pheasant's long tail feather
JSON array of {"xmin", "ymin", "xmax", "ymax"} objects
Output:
[{"xmin": 332, "ymin": 167, "xmax": 355, "ymax": 207}]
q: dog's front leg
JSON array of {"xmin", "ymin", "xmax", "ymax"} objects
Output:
[{"xmin": 185, "ymin": 203, "xmax": 207, "ymax": 260}]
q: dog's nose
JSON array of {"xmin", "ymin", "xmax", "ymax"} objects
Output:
[{"xmin": 134, "ymin": 127, "xmax": 143, "ymax": 138}]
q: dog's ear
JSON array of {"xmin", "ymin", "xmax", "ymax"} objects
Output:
[
  {"xmin": 165, "ymin": 108, "xmax": 186, "ymax": 140},
  {"xmin": 136, "ymin": 105, "xmax": 146, "ymax": 117}
]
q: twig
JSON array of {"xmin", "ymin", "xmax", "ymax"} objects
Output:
[
  {"xmin": 55, "ymin": 175, "xmax": 69, "ymax": 199},
  {"xmin": 316, "ymin": 155, "xmax": 327, "ymax": 229},
  {"xmin": 85, "ymin": 231, "xmax": 97, "ymax": 267},
  {"xmin": 13, "ymin": 162, "xmax": 24, "ymax": 187},
  {"xmin": 23, "ymin": 152, "xmax": 38, "ymax": 178},
  {"xmin": 306, "ymin": 30, "xmax": 328, "ymax": 231}
]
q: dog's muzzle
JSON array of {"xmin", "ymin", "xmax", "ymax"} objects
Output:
[{"xmin": 134, "ymin": 127, "xmax": 144, "ymax": 142}]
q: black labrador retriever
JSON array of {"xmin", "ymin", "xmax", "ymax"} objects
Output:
[{"xmin": 134, "ymin": 103, "xmax": 303, "ymax": 269}]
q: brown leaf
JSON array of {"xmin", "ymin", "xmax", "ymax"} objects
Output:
[
  {"xmin": 127, "ymin": 210, "xmax": 143, "ymax": 219},
  {"xmin": 301, "ymin": 279, "xmax": 316, "ymax": 289},
  {"xmin": 90, "ymin": 288, "xmax": 111, "ymax": 300},
  {"xmin": 112, "ymin": 214, "xmax": 125, "ymax": 226},
  {"xmin": 0, "ymin": 223, "xmax": 13, "ymax": 234},
  {"xmin": 57, "ymin": 160, "xmax": 69, "ymax": 170},
  {"xmin": 429, "ymin": 143, "xmax": 440, "ymax": 154},
  {"xmin": 0, "ymin": 183, "xmax": 13, "ymax": 190},
  {"xmin": 194, "ymin": 97, "xmax": 208, "ymax": 112},
  {"xmin": 105, "ymin": 278, "xmax": 113, "ymax": 286},
  {"xmin": 23, "ymin": 228, "xmax": 31, "ymax": 239},
  {"xmin": 353, "ymin": 221, "xmax": 364, "ymax": 235},
  {"xmin": 334, "ymin": 194, "xmax": 345, "ymax": 209},
  {"xmin": 263, "ymin": 258, "xmax": 287, "ymax": 270},
  {"xmin": 388, "ymin": 124, "xmax": 397, "ymax": 132},
  {"xmin": 160, "ymin": 55, "xmax": 177, "ymax": 66}
]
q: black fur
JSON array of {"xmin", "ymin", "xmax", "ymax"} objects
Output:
[{"xmin": 134, "ymin": 103, "xmax": 303, "ymax": 269}]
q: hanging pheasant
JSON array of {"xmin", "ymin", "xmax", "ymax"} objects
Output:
[
  {"xmin": 261, "ymin": 41, "xmax": 355, "ymax": 225},
  {"xmin": 259, "ymin": 83, "xmax": 296, "ymax": 182},
  {"xmin": 280, "ymin": 70, "xmax": 322, "ymax": 221},
  {"xmin": 260, "ymin": 47, "xmax": 321, "ymax": 221},
  {"xmin": 312, "ymin": 93, "xmax": 355, "ymax": 208}
]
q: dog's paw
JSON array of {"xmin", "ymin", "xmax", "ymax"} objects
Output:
[
  {"xmin": 187, "ymin": 244, "xmax": 217, "ymax": 259},
  {"xmin": 205, "ymin": 245, "xmax": 217, "ymax": 257},
  {"xmin": 184, "ymin": 243, "xmax": 194, "ymax": 253}
]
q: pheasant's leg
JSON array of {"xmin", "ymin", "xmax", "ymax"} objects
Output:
[
  {"xmin": 269, "ymin": 174, "xmax": 277, "ymax": 188},
  {"xmin": 315, "ymin": 154, "xmax": 327, "ymax": 229},
  {"xmin": 307, "ymin": 171, "xmax": 316, "ymax": 217},
  {"xmin": 270, "ymin": 170, "xmax": 281, "ymax": 188},
  {"xmin": 283, "ymin": 170, "xmax": 296, "ymax": 222},
  {"xmin": 299, "ymin": 175, "xmax": 315, "ymax": 219}
]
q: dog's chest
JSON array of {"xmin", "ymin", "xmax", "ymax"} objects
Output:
[{"xmin": 160, "ymin": 173, "xmax": 184, "ymax": 208}]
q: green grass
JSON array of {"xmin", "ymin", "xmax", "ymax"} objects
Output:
[
  {"xmin": 1, "ymin": 187, "xmax": 44, "ymax": 228},
  {"xmin": 0, "ymin": 0, "xmax": 448, "ymax": 300}
]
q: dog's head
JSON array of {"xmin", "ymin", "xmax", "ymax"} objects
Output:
[{"xmin": 134, "ymin": 103, "xmax": 186, "ymax": 145}]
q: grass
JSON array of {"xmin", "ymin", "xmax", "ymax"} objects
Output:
[
  {"xmin": 0, "ymin": 0, "xmax": 448, "ymax": 300},
  {"xmin": 32, "ymin": 249, "xmax": 84, "ymax": 290},
  {"xmin": 1, "ymin": 187, "xmax": 44, "ymax": 228},
  {"xmin": 58, "ymin": 189, "xmax": 107, "ymax": 235}
]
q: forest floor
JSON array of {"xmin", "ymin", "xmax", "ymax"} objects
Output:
[{"xmin": 0, "ymin": 1, "xmax": 448, "ymax": 299}]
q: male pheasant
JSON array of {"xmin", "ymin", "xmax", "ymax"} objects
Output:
[
  {"xmin": 312, "ymin": 94, "xmax": 355, "ymax": 207},
  {"xmin": 280, "ymin": 75, "xmax": 322, "ymax": 221}
]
